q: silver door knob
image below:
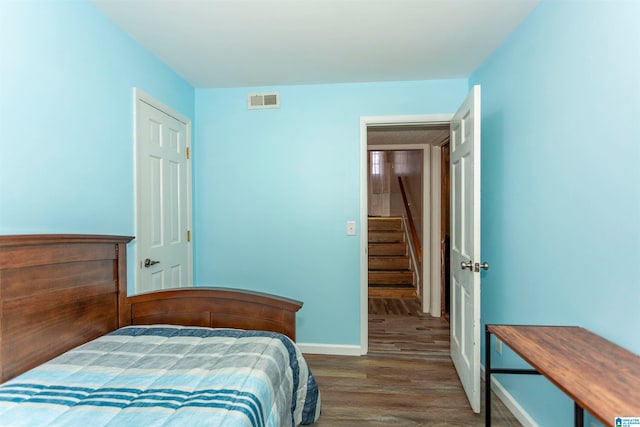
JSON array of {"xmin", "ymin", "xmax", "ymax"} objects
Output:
[
  {"xmin": 144, "ymin": 258, "xmax": 160, "ymax": 268},
  {"xmin": 475, "ymin": 262, "xmax": 489, "ymax": 272},
  {"xmin": 461, "ymin": 261, "xmax": 473, "ymax": 271}
]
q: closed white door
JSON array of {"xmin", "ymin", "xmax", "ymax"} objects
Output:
[
  {"xmin": 136, "ymin": 95, "xmax": 191, "ymax": 293},
  {"xmin": 450, "ymin": 85, "xmax": 481, "ymax": 413}
]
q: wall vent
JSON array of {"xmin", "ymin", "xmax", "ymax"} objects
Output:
[{"xmin": 248, "ymin": 92, "xmax": 280, "ymax": 109}]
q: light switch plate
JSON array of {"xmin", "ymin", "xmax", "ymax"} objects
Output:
[{"xmin": 346, "ymin": 221, "xmax": 356, "ymax": 236}]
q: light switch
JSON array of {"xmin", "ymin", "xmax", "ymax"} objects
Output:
[{"xmin": 346, "ymin": 221, "xmax": 356, "ymax": 236}]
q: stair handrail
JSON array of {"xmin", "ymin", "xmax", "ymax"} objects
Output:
[
  {"xmin": 399, "ymin": 216, "xmax": 421, "ymax": 298},
  {"xmin": 397, "ymin": 176, "xmax": 422, "ymax": 263}
]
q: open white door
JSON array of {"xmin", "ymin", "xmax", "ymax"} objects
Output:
[
  {"xmin": 135, "ymin": 90, "xmax": 192, "ymax": 293},
  {"xmin": 450, "ymin": 85, "xmax": 482, "ymax": 413}
]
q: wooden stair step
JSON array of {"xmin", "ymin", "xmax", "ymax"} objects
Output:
[
  {"xmin": 368, "ymin": 270, "xmax": 414, "ymax": 285},
  {"xmin": 368, "ymin": 256, "xmax": 410, "ymax": 270},
  {"xmin": 368, "ymin": 283, "xmax": 414, "ymax": 288},
  {"xmin": 368, "ymin": 217, "xmax": 413, "ymax": 300},
  {"xmin": 368, "ymin": 217, "xmax": 403, "ymax": 232},
  {"xmin": 368, "ymin": 231, "xmax": 404, "ymax": 243},
  {"xmin": 369, "ymin": 243, "xmax": 407, "ymax": 256},
  {"xmin": 368, "ymin": 285, "xmax": 417, "ymax": 299}
]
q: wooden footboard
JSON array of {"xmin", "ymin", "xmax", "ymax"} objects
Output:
[
  {"xmin": 120, "ymin": 288, "xmax": 302, "ymax": 341},
  {"xmin": 0, "ymin": 234, "xmax": 303, "ymax": 382}
]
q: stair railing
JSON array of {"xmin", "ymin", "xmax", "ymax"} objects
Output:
[
  {"xmin": 397, "ymin": 176, "xmax": 422, "ymax": 263},
  {"xmin": 397, "ymin": 176, "xmax": 422, "ymax": 297}
]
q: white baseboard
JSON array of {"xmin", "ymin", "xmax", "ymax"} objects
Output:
[
  {"xmin": 297, "ymin": 343, "xmax": 362, "ymax": 356},
  {"xmin": 481, "ymin": 365, "xmax": 540, "ymax": 427}
]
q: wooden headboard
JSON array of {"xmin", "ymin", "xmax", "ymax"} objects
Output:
[
  {"xmin": 0, "ymin": 234, "xmax": 132, "ymax": 382},
  {"xmin": 0, "ymin": 234, "xmax": 303, "ymax": 383}
]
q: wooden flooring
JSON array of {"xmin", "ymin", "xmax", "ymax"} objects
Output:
[
  {"xmin": 304, "ymin": 298, "xmax": 521, "ymax": 426},
  {"xmin": 368, "ymin": 298, "xmax": 450, "ymax": 360}
]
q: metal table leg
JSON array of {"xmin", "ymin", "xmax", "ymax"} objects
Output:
[
  {"xmin": 485, "ymin": 326, "xmax": 492, "ymax": 426},
  {"xmin": 574, "ymin": 402, "xmax": 584, "ymax": 427}
]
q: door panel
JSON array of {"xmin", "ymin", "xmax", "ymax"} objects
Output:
[
  {"xmin": 150, "ymin": 155, "xmax": 163, "ymax": 247},
  {"xmin": 450, "ymin": 85, "xmax": 481, "ymax": 413},
  {"xmin": 169, "ymin": 160, "xmax": 181, "ymax": 243}
]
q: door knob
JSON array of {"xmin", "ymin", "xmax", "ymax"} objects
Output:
[
  {"xmin": 475, "ymin": 262, "xmax": 489, "ymax": 272},
  {"xmin": 144, "ymin": 258, "xmax": 160, "ymax": 268},
  {"xmin": 461, "ymin": 261, "xmax": 473, "ymax": 271}
]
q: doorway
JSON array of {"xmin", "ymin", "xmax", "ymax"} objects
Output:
[
  {"xmin": 367, "ymin": 148, "xmax": 424, "ymax": 303},
  {"xmin": 359, "ymin": 115, "xmax": 453, "ymax": 354},
  {"xmin": 361, "ymin": 86, "xmax": 482, "ymax": 413}
]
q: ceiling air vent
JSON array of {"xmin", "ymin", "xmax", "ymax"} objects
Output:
[{"xmin": 248, "ymin": 92, "xmax": 280, "ymax": 109}]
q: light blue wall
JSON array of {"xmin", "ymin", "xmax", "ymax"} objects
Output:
[
  {"xmin": 471, "ymin": 1, "xmax": 640, "ymax": 425},
  {"xmin": 0, "ymin": 0, "xmax": 194, "ymax": 237},
  {"xmin": 194, "ymin": 80, "xmax": 468, "ymax": 344}
]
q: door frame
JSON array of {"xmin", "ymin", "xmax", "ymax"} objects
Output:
[
  {"xmin": 133, "ymin": 88, "xmax": 193, "ymax": 293},
  {"xmin": 359, "ymin": 114, "xmax": 452, "ymax": 354}
]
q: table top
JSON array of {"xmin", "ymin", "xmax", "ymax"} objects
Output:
[{"xmin": 487, "ymin": 325, "xmax": 640, "ymax": 427}]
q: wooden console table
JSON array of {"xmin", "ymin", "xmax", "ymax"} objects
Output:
[{"xmin": 485, "ymin": 325, "xmax": 640, "ymax": 427}]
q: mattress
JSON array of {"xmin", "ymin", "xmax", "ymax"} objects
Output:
[{"xmin": 0, "ymin": 325, "xmax": 321, "ymax": 426}]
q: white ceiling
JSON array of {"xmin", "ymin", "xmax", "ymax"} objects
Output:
[{"xmin": 92, "ymin": 0, "xmax": 539, "ymax": 88}]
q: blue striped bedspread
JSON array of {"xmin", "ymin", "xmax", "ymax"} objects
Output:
[{"xmin": 0, "ymin": 325, "xmax": 321, "ymax": 426}]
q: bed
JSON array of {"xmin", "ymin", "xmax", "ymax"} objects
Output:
[{"xmin": 0, "ymin": 234, "xmax": 320, "ymax": 426}]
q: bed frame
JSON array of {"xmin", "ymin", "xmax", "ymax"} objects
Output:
[{"xmin": 0, "ymin": 234, "xmax": 303, "ymax": 383}]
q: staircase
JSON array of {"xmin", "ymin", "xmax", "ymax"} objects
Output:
[{"xmin": 368, "ymin": 217, "xmax": 417, "ymax": 299}]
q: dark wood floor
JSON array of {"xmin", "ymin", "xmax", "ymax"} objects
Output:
[{"xmin": 304, "ymin": 298, "xmax": 521, "ymax": 426}]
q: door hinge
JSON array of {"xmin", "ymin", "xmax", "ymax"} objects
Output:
[
  {"xmin": 187, "ymin": 230, "xmax": 191, "ymax": 242},
  {"xmin": 186, "ymin": 147, "xmax": 190, "ymax": 159}
]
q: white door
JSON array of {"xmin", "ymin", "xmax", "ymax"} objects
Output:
[
  {"xmin": 136, "ymin": 93, "xmax": 192, "ymax": 293},
  {"xmin": 450, "ymin": 85, "xmax": 481, "ymax": 413}
]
